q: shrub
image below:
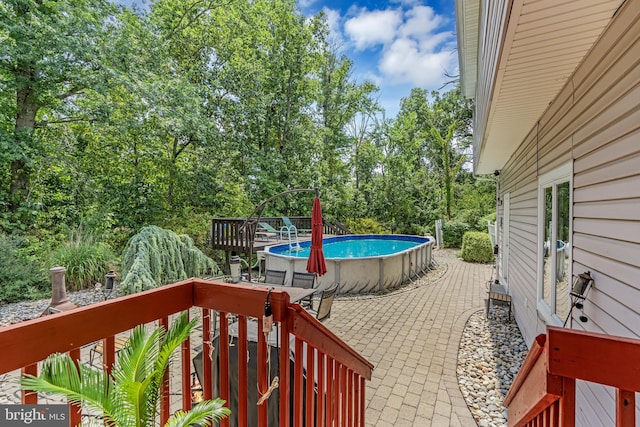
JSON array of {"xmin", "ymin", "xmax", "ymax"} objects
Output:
[
  {"xmin": 0, "ymin": 234, "xmax": 50, "ymax": 303},
  {"xmin": 49, "ymin": 231, "xmax": 118, "ymax": 291},
  {"xmin": 442, "ymin": 221, "xmax": 471, "ymax": 248},
  {"xmin": 454, "ymin": 209, "xmax": 483, "ymax": 230},
  {"xmin": 460, "ymin": 232, "xmax": 494, "ymax": 263},
  {"xmin": 474, "ymin": 212, "xmax": 497, "ymax": 232},
  {"xmin": 343, "ymin": 218, "xmax": 391, "ymax": 234},
  {"xmin": 121, "ymin": 226, "xmax": 221, "ymax": 295}
]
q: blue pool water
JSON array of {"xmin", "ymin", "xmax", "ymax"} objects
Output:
[{"xmin": 268, "ymin": 235, "xmax": 427, "ymax": 259}]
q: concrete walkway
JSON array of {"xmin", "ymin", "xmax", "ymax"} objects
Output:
[{"xmin": 323, "ymin": 248, "xmax": 492, "ymax": 426}]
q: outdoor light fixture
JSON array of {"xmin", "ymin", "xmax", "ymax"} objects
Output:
[
  {"xmin": 104, "ymin": 270, "xmax": 116, "ymax": 299},
  {"xmin": 570, "ymin": 271, "xmax": 594, "ymax": 309},
  {"xmin": 105, "ymin": 270, "xmax": 116, "ymax": 291},
  {"xmin": 564, "ymin": 271, "xmax": 594, "ymax": 326},
  {"xmin": 230, "ymin": 253, "xmax": 241, "ymax": 283}
]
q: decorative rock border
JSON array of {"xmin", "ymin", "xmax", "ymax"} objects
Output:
[{"xmin": 457, "ymin": 306, "xmax": 528, "ymax": 427}]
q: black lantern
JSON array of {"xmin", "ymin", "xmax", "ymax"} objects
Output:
[
  {"xmin": 570, "ymin": 271, "xmax": 593, "ymax": 310},
  {"xmin": 564, "ymin": 271, "xmax": 594, "ymax": 326},
  {"xmin": 105, "ymin": 270, "xmax": 116, "ymax": 290}
]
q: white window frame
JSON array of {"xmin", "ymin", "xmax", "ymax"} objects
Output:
[{"xmin": 537, "ymin": 163, "xmax": 572, "ymax": 326}]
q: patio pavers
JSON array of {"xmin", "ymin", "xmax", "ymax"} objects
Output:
[{"xmin": 323, "ymin": 248, "xmax": 490, "ymax": 426}]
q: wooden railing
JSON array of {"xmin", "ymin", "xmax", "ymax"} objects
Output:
[
  {"xmin": 210, "ymin": 218, "xmax": 257, "ymax": 253},
  {"xmin": 211, "ymin": 217, "xmax": 350, "ymax": 253},
  {"xmin": 504, "ymin": 326, "xmax": 640, "ymax": 426},
  {"xmin": 0, "ymin": 279, "xmax": 373, "ymax": 427}
]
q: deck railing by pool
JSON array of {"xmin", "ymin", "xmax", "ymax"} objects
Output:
[{"xmin": 0, "ymin": 279, "xmax": 373, "ymax": 427}]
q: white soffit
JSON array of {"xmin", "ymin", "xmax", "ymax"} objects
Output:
[
  {"xmin": 477, "ymin": 0, "xmax": 624, "ymax": 174},
  {"xmin": 456, "ymin": 0, "xmax": 479, "ymax": 99}
]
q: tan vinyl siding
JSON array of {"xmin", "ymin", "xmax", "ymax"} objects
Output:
[{"xmin": 496, "ymin": 0, "xmax": 640, "ymax": 424}]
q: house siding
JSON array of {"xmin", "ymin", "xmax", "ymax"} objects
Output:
[
  {"xmin": 474, "ymin": 0, "xmax": 511, "ymax": 170},
  {"xmin": 497, "ymin": 0, "xmax": 640, "ymax": 425}
]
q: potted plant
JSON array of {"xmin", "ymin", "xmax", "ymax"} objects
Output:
[{"xmin": 21, "ymin": 312, "xmax": 230, "ymax": 426}]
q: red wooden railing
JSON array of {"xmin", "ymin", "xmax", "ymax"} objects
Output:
[
  {"xmin": 0, "ymin": 279, "xmax": 373, "ymax": 427},
  {"xmin": 504, "ymin": 326, "xmax": 640, "ymax": 427}
]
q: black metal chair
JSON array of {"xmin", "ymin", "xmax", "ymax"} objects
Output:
[
  {"xmin": 264, "ymin": 269, "xmax": 287, "ymax": 286},
  {"xmin": 307, "ymin": 284, "xmax": 338, "ymax": 322},
  {"xmin": 291, "ymin": 272, "xmax": 316, "ymax": 308}
]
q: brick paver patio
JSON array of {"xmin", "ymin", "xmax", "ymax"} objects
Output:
[{"xmin": 323, "ymin": 248, "xmax": 491, "ymax": 426}]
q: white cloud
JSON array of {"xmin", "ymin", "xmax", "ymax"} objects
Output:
[
  {"xmin": 341, "ymin": 4, "xmax": 455, "ymax": 88},
  {"xmin": 323, "ymin": 8, "xmax": 345, "ymax": 48},
  {"xmin": 362, "ymin": 71, "xmax": 384, "ymax": 87},
  {"xmin": 380, "ymin": 38, "xmax": 457, "ymax": 87},
  {"xmin": 400, "ymin": 5, "xmax": 444, "ymax": 38},
  {"xmin": 297, "ymin": 0, "xmax": 317, "ymax": 9},
  {"xmin": 344, "ymin": 9, "xmax": 402, "ymax": 50}
]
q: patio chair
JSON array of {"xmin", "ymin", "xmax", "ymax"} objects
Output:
[
  {"xmin": 264, "ymin": 269, "xmax": 287, "ymax": 286},
  {"xmin": 89, "ymin": 336, "xmax": 129, "ymax": 366},
  {"xmin": 307, "ymin": 284, "xmax": 338, "ymax": 322},
  {"xmin": 282, "ymin": 217, "xmax": 311, "ymax": 234},
  {"xmin": 291, "ymin": 272, "xmax": 316, "ymax": 308},
  {"xmin": 257, "ymin": 222, "xmax": 282, "ymax": 240}
]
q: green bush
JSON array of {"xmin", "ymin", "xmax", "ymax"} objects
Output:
[
  {"xmin": 49, "ymin": 231, "xmax": 118, "ymax": 291},
  {"xmin": 160, "ymin": 210, "xmax": 215, "ymax": 257},
  {"xmin": 343, "ymin": 218, "xmax": 391, "ymax": 234},
  {"xmin": 453, "ymin": 209, "xmax": 483, "ymax": 230},
  {"xmin": 0, "ymin": 234, "xmax": 50, "ymax": 303},
  {"xmin": 442, "ymin": 221, "xmax": 471, "ymax": 248},
  {"xmin": 460, "ymin": 232, "xmax": 494, "ymax": 263},
  {"xmin": 121, "ymin": 226, "xmax": 221, "ymax": 295},
  {"xmin": 474, "ymin": 212, "xmax": 497, "ymax": 232}
]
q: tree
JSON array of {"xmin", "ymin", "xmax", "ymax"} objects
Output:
[
  {"xmin": 430, "ymin": 122, "xmax": 461, "ymax": 220},
  {"xmin": 0, "ymin": 0, "xmax": 121, "ymax": 215},
  {"xmin": 21, "ymin": 312, "xmax": 230, "ymax": 427}
]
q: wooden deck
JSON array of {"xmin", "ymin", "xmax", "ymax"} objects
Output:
[{"xmin": 211, "ymin": 216, "xmax": 348, "ymax": 257}]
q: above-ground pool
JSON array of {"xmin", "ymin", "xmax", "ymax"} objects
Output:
[{"xmin": 264, "ymin": 234, "xmax": 435, "ymax": 295}]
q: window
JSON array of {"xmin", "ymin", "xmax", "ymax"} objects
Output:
[{"xmin": 538, "ymin": 164, "xmax": 572, "ymax": 325}]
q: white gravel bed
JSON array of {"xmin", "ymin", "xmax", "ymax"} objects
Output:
[
  {"xmin": 457, "ymin": 306, "xmax": 528, "ymax": 427},
  {"xmin": 0, "ymin": 286, "xmax": 122, "ymax": 327}
]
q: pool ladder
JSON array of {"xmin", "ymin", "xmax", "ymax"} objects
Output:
[{"xmin": 281, "ymin": 225, "xmax": 302, "ymax": 251}]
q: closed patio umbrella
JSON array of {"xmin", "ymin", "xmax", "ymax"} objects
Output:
[{"xmin": 306, "ymin": 197, "xmax": 327, "ymax": 276}]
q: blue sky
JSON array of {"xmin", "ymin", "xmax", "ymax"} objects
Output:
[
  {"xmin": 115, "ymin": 0, "xmax": 458, "ymax": 117},
  {"xmin": 299, "ymin": 0, "xmax": 458, "ymax": 117}
]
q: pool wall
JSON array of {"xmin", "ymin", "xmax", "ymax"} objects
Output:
[{"xmin": 264, "ymin": 235, "xmax": 435, "ymax": 295}]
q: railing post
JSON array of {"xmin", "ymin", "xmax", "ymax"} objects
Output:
[
  {"xmin": 340, "ymin": 365, "xmax": 347, "ymax": 425},
  {"xmin": 280, "ymin": 316, "xmax": 291, "ymax": 427},
  {"xmin": 558, "ymin": 377, "xmax": 575, "ymax": 427},
  {"xmin": 219, "ymin": 312, "xmax": 230, "ymax": 427},
  {"xmin": 317, "ymin": 353, "xmax": 326, "ymax": 427},
  {"xmin": 306, "ymin": 344, "xmax": 315, "ymax": 423},
  {"xmin": 237, "ymin": 315, "xmax": 248, "ymax": 427},
  {"xmin": 21, "ymin": 364, "xmax": 38, "ymax": 404},
  {"xmin": 202, "ymin": 309, "xmax": 213, "ymax": 401},
  {"xmin": 257, "ymin": 320, "xmax": 268, "ymax": 426},
  {"xmin": 294, "ymin": 338, "xmax": 304, "ymax": 427},
  {"xmin": 181, "ymin": 310, "xmax": 192, "ymax": 411},
  {"xmin": 159, "ymin": 316, "xmax": 170, "ymax": 425},
  {"xmin": 69, "ymin": 348, "xmax": 82, "ymax": 427},
  {"xmin": 616, "ymin": 389, "xmax": 635, "ymax": 427},
  {"xmin": 103, "ymin": 336, "xmax": 116, "ymax": 374},
  {"xmin": 359, "ymin": 376, "xmax": 366, "ymax": 427}
]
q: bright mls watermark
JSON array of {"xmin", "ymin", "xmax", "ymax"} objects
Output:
[{"xmin": 0, "ymin": 405, "xmax": 69, "ymax": 426}]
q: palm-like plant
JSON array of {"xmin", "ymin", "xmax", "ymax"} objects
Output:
[{"xmin": 21, "ymin": 312, "xmax": 230, "ymax": 427}]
